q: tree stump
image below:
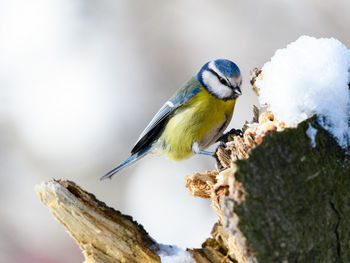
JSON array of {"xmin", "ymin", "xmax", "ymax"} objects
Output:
[{"xmin": 36, "ymin": 113, "xmax": 350, "ymax": 262}]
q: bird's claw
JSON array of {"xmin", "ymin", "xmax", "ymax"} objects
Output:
[
  {"xmin": 212, "ymin": 141, "xmax": 227, "ymax": 171},
  {"xmin": 217, "ymin": 128, "xmax": 243, "ymax": 143}
]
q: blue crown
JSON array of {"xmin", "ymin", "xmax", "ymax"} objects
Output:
[{"xmin": 214, "ymin": 59, "xmax": 240, "ymax": 77}]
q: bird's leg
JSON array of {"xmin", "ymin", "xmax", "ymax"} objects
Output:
[
  {"xmin": 198, "ymin": 150, "xmax": 214, "ymax": 156},
  {"xmin": 192, "ymin": 141, "xmax": 226, "ymax": 170},
  {"xmin": 216, "ymin": 128, "xmax": 243, "ymax": 143},
  {"xmin": 192, "ymin": 141, "xmax": 214, "ymax": 156}
]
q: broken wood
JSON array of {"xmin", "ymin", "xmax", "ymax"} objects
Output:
[{"xmin": 36, "ymin": 180, "xmax": 160, "ymax": 263}]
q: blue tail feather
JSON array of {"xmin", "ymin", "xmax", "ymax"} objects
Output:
[{"xmin": 100, "ymin": 145, "xmax": 152, "ymax": 180}]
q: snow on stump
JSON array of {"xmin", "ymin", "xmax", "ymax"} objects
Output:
[{"xmin": 36, "ymin": 36, "xmax": 350, "ymax": 263}]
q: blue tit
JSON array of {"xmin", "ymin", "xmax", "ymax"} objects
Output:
[{"xmin": 101, "ymin": 59, "xmax": 242, "ymax": 180}]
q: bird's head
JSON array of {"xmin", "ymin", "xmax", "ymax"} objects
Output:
[{"xmin": 197, "ymin": 59, "xmax": 242, "ymax": 100}]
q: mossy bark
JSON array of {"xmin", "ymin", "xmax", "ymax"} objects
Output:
[{"xmin": 230, "ymin": 117, "xmax": 350, "ymax": 262}]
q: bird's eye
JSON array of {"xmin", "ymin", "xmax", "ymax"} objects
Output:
[{"xmin": 219, "ymin": 77, "xmax": 228, "ymax": 86}]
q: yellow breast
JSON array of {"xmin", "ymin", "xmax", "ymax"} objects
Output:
[{"xmin": 157, "ymin": 89, "xmax": 236, "ymax": 160}]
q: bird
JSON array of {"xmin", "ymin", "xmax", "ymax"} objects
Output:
[{"xmin": 101, "ymin": 59, "xmax": 242, "ymax": 180}]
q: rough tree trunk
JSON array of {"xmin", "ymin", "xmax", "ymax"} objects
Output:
[{"xmin": 226, "ymin": 117, "xmax": 350, "ymax": 262}]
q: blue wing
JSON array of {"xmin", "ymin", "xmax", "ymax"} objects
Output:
[
  {"xmin": 131, "ymin": 77, "xmax": 202, "ymax": 154},
  {"xmin": 101, "ymin": 77, "xmax": 201, "ymax": 180}
]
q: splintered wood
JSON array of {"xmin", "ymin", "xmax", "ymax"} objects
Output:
[
  {"xmin": 185, "ymin": 109, "xmax": 285, "ymax": 263},
  {"xmin": 37, "ymin": 180, "xmax": 236, "ymax": 263},
  {"xmin": 36, "ymin": 180, "xmax": 160, "ymax": 263},
  {"xmin": 216, "ymin": 110, "xmax": 285, "ymax": 169},
  {"xmin": 185, "ymin": 167, "xmax": 249, "ymax": 263}
]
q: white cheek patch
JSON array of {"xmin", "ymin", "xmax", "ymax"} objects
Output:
[
  {"xmin": 202, "ymin": 71, "xmax": 233, "ymax": 99},
  {"xmin": 229, "ymin": 75, "xmax": 242, "ymax": 87}
]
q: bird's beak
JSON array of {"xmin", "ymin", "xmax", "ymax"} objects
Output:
[{"xmin": 233, "ymin": 86, "xmax": 242, "ymax": 95}]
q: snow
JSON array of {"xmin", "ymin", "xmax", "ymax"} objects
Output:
[
  {"xmin": 157, "ymin": 244, "xmax": 195, "ymax": 263},
  {"xmin": 255, "ymin": 36, "xmax": 350, "ymax": 149},
  {"xmin": 306, "ymin": 123, "xmax": 318, "ymax": 148}
]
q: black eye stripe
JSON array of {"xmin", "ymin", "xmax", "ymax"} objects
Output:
[
  {"xmin": 219, "ymin": 78, "xmax": 228, "ymax": 85},
  {"xmin": 207, "ymin": 69, "xmax": 230, "ymax": 87}
]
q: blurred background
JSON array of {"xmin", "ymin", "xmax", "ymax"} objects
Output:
[{"xmin": 0, "ymin": 0, "xmax": 349, "ymax": 262}]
